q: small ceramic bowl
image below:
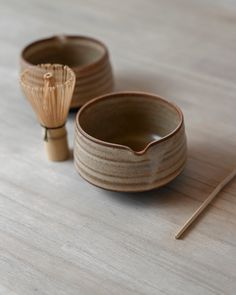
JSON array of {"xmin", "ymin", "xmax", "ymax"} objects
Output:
[
  {"xmin": 74, "ymin": 92, "xmax": 187, "ymax": 192},
  {"xmin": 20, "ymin": 35, "xmax": 114, "ymax": 108}
]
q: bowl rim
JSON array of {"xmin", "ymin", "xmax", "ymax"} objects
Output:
[
  {"xmin": 21, "ymin": 35, "xmax": 109, "ymax": 73},
  {"xmin": 76, "ymin": 91, "xmax": 184, "ymax": 155}
]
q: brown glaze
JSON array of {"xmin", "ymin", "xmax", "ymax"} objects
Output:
[
  {"xmin": 20, "ymin": 35, "xmax": 114, "ymax": 108},
  {"xmin": 74, "ymin": 92, "xmax": 187, "ymax": 192},
  {"xmin": 77, "ymin": 92, "xmax": 184, "ymax": 154}
]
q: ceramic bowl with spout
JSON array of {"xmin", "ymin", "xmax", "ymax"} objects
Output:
[
  {"xmin": 74, "ymin": 92, "xmax": 187, "ymax": 192},
  {"xmin": 20, "ymin": 35, "xmax": 114, "ymax": 108}
]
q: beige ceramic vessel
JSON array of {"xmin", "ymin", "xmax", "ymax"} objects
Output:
[
  {"xmin": 20, "ymin": 35, "xmax": 114, "ymax": 108},
  {"xmin": 74, "ymin": 92, "xmax": 187, "ymax": 192}
]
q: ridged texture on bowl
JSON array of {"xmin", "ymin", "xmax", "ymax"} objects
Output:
[
  {"xmin": 74, "ymin": 125, "xmax": 187, "ymax": 192},
  {"xmin": 74, "ymin": 93, "xmax": 187, "ymax": 192},
  {"xmin": 71, "ymin": 59, "xmax": 113, "ymax": 108},
  {"xmin": 20, "ymin": 35, "xmax": 114, "ymax": 108}
]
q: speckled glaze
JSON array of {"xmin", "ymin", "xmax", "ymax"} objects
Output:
[
  {"xmin": 20, "ymin": 35, "xmax": 114, "ymax": 108},
  {"xmin": 74, "ymin": 92, "xmax": 187, "ymax": 192}
]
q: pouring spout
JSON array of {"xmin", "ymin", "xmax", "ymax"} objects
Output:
[
  {"xmin": 122, "ymin": 134, "xmax": 163, "ymax": 156},
  {"xmin": 126, "ymin": 140, "xmax": 161, "ymax": 156}
]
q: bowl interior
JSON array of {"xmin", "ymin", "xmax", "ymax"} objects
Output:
[
  {"xmin": 23, "ymin": 37, "xmax": 106, "ymax": 68},
  {"xmin": 78, "ymin": 93, "xmax": 182, "ymax": 152}
]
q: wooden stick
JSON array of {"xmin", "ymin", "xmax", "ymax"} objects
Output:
[{"xmin": 175, "ymin": 168, "xmax": 236, "ymax": 239}]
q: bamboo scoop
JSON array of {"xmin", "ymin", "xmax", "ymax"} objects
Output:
[
  {"xmin": 175, "ymin": 168, "xmax": 236, "ymax": 239},
  {"xmin": 20, "ymin": 64, "xmax": 75, "ymax": 161}
]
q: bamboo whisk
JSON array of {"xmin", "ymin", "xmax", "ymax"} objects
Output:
[{"xmin": 20, "ymin": 64, "xmax": 75, "ymax": 161}]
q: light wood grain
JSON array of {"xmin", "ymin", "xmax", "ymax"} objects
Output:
[
  {"xmin": 175, "ymin": 169, "xmax": 236, "ymax": 239},
  {"xmin": 0, "ymin": 0, "xmax": 236, "ymax": 294}
]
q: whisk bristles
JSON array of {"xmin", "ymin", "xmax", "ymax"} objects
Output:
[
  {"xmin": 20, "ymin": 64, "xmax": 76, "ymax": 161},
  {"xmin": 20, "ymin": 64, "xmax": 75, "ymax": 128}
]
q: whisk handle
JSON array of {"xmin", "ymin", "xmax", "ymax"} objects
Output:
[{"xmin": 42, "ymin": 126, "xmax": 70, "ymax": 161}]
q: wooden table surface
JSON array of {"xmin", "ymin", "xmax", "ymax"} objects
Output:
[{"xmin": 1, "ymin": 0, "xmax": 236, "ymax": 294}]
